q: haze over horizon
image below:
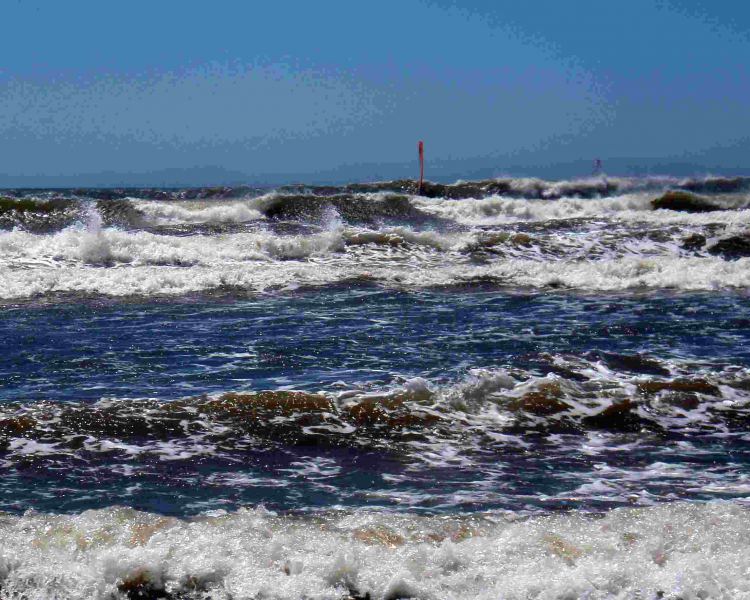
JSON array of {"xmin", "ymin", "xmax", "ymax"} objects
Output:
[{"xmin": 1, "ymin": 0, "xmax": 749, "ymax": 186}]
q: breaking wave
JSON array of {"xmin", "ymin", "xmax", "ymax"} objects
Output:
[
  {"xmin": 1, "ymin": 175, "xmax": 749, "ymax": 300},
  {"xmin": 1, "ymin": 503, "xmax": 749, "ymax": 599},
  {"xmin": 131, "ymin": 199, "xmax": 264, "ymax": 226},
  {"xmin": 1, "ymin": 239, "xmax": 749, "ymax": 298}
]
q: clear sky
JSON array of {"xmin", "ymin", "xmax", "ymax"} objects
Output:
[{"xmin": 1, "ymin": 0, "xmax": 748, "ymax": 184}]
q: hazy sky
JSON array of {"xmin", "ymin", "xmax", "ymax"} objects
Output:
[{"xmin": 1, "ymin": 0, "xmax": 749, "ymax": 183}]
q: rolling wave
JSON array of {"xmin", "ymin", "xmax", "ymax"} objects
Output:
[
  {"xmin": 0, "ymin": 176, "xmax": 748, "ymax": 299},
  {"xmin": 0, "ymin": 503, "xmax": 748, "ymax": 599}
]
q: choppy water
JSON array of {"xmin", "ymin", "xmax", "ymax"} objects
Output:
[{"xmin": 1, "ymin": 176, "xmax": 750, "ymax": 598}]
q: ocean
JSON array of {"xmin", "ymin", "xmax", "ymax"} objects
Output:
[{"xmin": 0, "ymin": 176, "xmax": 749, "ymax": 599}]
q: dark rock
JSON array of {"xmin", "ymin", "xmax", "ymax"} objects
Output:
[
  {"xmin": 546, "ymin": 365, "xmax": 589, "ymax": 382},
  {"xmin": 509, "ymin": 382, "xmax": 572, "ymax": 416},
  {"xmin": 460, "ymin": 232, "xmax": 537, "ymax": 255},
  {"xmin": 590, "ymin": 352, "xmax": 670, "ymax": 376},
  {"xmin": 0, "ymin": 197, "xmax": 72, "ymax": 214},
  {"xmin": 582, "ymin": 400, "xmax": 647, "ymax": 432},
  {"xmin": 0, "ymin": 416, "xmax": 36, "ymax": 435},
  {"xmin": 418, "ymin": 180, "xmax": 515, "ymax": 199},
  {"xmin": 707, "ymin": 234, "xmax": 750, "ymax": 259},
  {"xmin": 261, "ymin": 193, "xmax": 442, "ymax": 226},
  {"xmin": 661, "ymin": 392, "xmax": 701, "ymax": 410},
  {"xmin": 651, "ymin": 191, "xmax": 722, "ymax": 213},
  {"xmin": 118, "ymin": 573, "xmax": 173, "ymax": 600},
  {"xmin": 681, "ymin": 233, "xmax": 706, "ymax": 251},
  {"xmin": 637, "ymin": 379, "xmax": 720, "ymax": 396}
]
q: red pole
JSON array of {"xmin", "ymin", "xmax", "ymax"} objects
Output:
[{"xmin": 418, "ymin": 140, "xmax": 424, "ymax": 193}]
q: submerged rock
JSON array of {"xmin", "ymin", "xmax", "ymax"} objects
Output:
[
  {"xmin": 582, "ymin": 399, "xmax": 647, "ymax": 432},
  {"xmin": 260, "ymin": 193, "xmax": 438, "ymax": 226},
  {"xmin": 0, "ymin": 197, "xmax": 69, "ymax": 214},
  {"xmin": 637, "ymin": 378, "xmax": 720, "ymax": 396},
  {"xmin": 509, "ymin": 382, "xmax": 571, "ymax": 416},
  {"xmin": 0, "ymin": 415, "xmax": 36, "ymax": 435},
  {"xmin": 681, "ymin": 233, "xmax": 706, "ymax": 251},
  {"xmin": 461, "ymin": 232, "xmax": 535, "ymax": 254},
  {"xmin": 707, "ymin": 233, "xmax": 750, "ymax": 259},
  {"xmin": 118, "ymin": 571, "xmax": 173, "ymax": 600},
  {"xmin": 651, "ymin": 191, "xmax": 722, "ymax": 213},
  {"xmin": 590, "ymin": 352, "xmax": 671, "ymax": 377},
  {"xmin": 418, "ymin": 179, "xmax": 514, "ymax": 199}
]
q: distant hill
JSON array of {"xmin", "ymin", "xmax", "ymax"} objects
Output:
[{"xmin": 0, "ymin": 166, "xmax": 254, "ymax": 189}]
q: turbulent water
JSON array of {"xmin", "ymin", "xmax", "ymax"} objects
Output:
[{"xmin": 1, "ymin": 175, "xmax": 750, "ymax": 599}]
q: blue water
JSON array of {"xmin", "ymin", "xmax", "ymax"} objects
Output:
[{"xmin": 3, "ymin": 289, "xmax": 749, "ymax": 402}]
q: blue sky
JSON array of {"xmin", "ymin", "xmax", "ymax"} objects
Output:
[{"xmin": 1, "ymin": 0, "xmax": 748, "ymax": 184}]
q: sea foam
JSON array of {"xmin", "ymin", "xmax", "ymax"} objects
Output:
[{"xmin": 0, "ymin": 503, "xmax": 749, "ymax": 599}]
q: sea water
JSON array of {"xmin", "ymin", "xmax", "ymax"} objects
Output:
[{"xmin": 0, "ymin": 176, "xmax": 749, "ymax": 598}]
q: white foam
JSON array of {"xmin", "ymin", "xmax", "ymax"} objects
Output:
[
  {"xmin": 414, "ymin": 193, "xmax": 653, "ymax": 224},
  {"xmin": 6, "ymin": 438, "xmax": 67, "ymax": 456},
  {"xmin": 415, "ymin": 193, "xmax": 750, "ymax": 226},
  {"xmin": 0, "ymin": 226, "xmax": 342, "ymax": 280},
  {"xmin": 385, "ymin": 255, "xmax": 750, "ymax": 291},
  {"xmin": 132, "ymin": 199, "xmax": 264, "ymax": 225},
  {"xmin": 1, "ymin": 503, "xmax": 749, "ymax": 599},
  {"xmin": 1, "ymin": 203, "xmax": 750, "ymax": 299},
  {"xmin": 1, "ymin": 243, "xmax": 749, "ymax": 299}
]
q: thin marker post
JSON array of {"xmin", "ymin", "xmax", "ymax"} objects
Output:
[{"xmin": 418, "ymin": 140, "xmax": 424, "ymax": 194}]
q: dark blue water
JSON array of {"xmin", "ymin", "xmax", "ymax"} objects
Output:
[{"xmin": 2, "ymin": 288, "xmax": 749, "ymax": 402}]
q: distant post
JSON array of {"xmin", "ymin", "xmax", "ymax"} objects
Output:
[
  {"xmin": 418, "ymin": 140, "xmax": 424, "ymax": 194},
  {"xmin": 593, "ymin": 158, "xmax": 603, "ymax": 176}
]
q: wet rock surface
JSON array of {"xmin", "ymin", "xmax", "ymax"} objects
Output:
[
  {"xmin": 707, "ymin": 233, "xmax": 750, "ymax": 259},
  {"xmin": 651, "ymin": 191, "xmax": 723, "ymax": 213},
  {"xmin": 681, "ymin": 233, "xmax": 706, "ymax": 251}
]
